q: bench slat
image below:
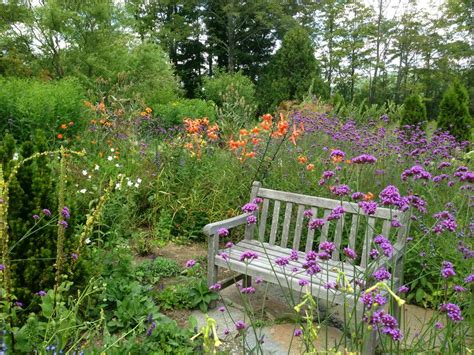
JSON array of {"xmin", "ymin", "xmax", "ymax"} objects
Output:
[
  {"xmin": 280, "ymin": 203, "xmax": 293, "ymax": 248},
  {"xmin": 269, "ymin": 200, "xmax": 281, "ymax": 245},
  {"xmin": 257, "ymin": 187, "xmax": 398, "ymax": 220},
  {"xmin": 360, "ymin": 217, "xmax": 376, "ymax": 268},
  {"xmin": 293, "ymin": 205, "xmax": 305, "ymax": 251},
  {"xmin": 382, "ymin": 219, "xmax": 391, "ymax": 238},
  {"xmin": 332, "ymin": 216, "xmax": 345, "ymax": 261},
  {"xmin": 348, "ymin": 213, "xmax": 360, "ymax": 250},
  {"xmin": 258, "ymin": 198, "xmax": 270, "ymax": 242},
  {"xmin": 305, "ymin": 207, "xmax": 318, "ymax": 252},
  {"xmin": 319, "ymin": 209, "xmax": 332, "ymax": 244}
]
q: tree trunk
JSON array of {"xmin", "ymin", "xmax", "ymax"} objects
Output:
[{"xmin": 370, "ymin": 0, "xmax": 383, "ymax": 104}]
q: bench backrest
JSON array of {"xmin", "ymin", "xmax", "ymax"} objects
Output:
[{"xmin": 246, "ymin": 181, "xmax": 409, "ymax": 268}]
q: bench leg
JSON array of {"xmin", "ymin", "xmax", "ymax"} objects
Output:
[
  {"xmin": 363, "ymin": 329, "xmax": 377, "ymax": 355},
  {"xmin": 243, "ymin": 275, "xmax": 252, "ymax": 288}
]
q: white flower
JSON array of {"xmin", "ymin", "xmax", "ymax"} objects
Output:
[
  {"xmin": 115, "ymin": 164, "xmax": 120, "ymax": 168},
  {"xmin": 94, "ymin": 164, "xmax": 100, "ymax": 170},
  {"xmin": 12, "ymin": 153, "xmax": 19, "ymax": 161},
  {"xmin": 127, "ymin": 180, "xmax": 133, "ymax": 187},
  {"xmin": 110, "ymin": 148, "xmax": 115, "ymax": 152},
  {"xmin": 85, "ymin": 238, "xmax": 91, "ymax": 244},
  {"xmin": 82, "ymin": 170, "xmax": 88, "ymax": 176},
  {"xmin": 79, "ymin": 189, "xmax": 87, "ymax": 194},
  {"xmin": 115, "ymin": 183, "xmax": 122, "ymax": 190},
  {"xmin": 88, "ymin": 175, "xmax": 92, "ymax": 179},
  {"xmin": 107, "ymin": 156, "xmax": 113, "ymax": 161},
  {"xmin": 136, "ymin": 178, "xmax": 142, "ymax": 184},
  {"xmin": 134, "ymin": 183, "xmax": 139, "ymax": 188}
]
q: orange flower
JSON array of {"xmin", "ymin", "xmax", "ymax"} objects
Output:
[
  {"xmin": 90, "ymin": 119, "xmax": 97, "ymax": 125},
  {"xmin": 251, "ymin": 127, "xmax": 260, "ymax": 134},
  {"xmin": 260, "ymin": 121, "xmax": 273, "ymax": 131},
  {"xmin": 60, "ymin": 124, "xmax": 67, "ymax": 129},
  {"xmin": 345, "ymin": 159, "xmax": 351, "ymax": 164},
  {"xmin": 239, "ymin": 129, "xmax": 249, "ymax": 136},
  {"xmin": 306, "ymin": 163, "xmax": 315, "ymax": 171},
  {"xmin": 297, "ymin": 156, "xmax": 308, "ymax": 164},
  {"xmin": 332, "ymin": 156, "xmax": 344, "ymax": 164},
  {"xmin": 251, "ymin": 138, "xmax": 262, "ymax": 145},
  {"xmin": 57, "ymin": 133, "xmax": 63, "ymax": 139},
  {"xmin": 97, "ymin": 101, "xmax": 106, "ymax": 112},
  {"xmin": 364, "ymin": 192, "xmax": 374, "ymax": 201},
  {"xmin": 245, "ymin": 152, "xmax": 256, "ymax": 158},
  {"xmin": 262, "ymin": 113, "xmax": 272, "ymax": 122}
]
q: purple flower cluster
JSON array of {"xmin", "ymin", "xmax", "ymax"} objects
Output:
[
  {"xmin": 440, "ymin": 261, "xmax": 455, "ymax": 278},
  {"xmin": 61, "ymin": 206, "xmax": 71, "ymax": 219},
  {"xmin": 330, "ymin": 184, "xmax": 351, "ymax": 196},
  {"xmin": 359, "ymin": 201, "xmax": 378, "ymax": 215},
  {"xmin": 361, "ymin": 291, "xmax": 387, "ymax": 309},
  {"xmin": 327, "ymin": 206, "xmax": 345, "ymax": 221},
  {"xmin": 240, "ymin": 250, "xmax": 258, "ymax": 262},
  {"xmin": 308, "ymin": 218, "xmax": 325, "ymax": 230},
  {"xmin": 374, "ymin": 235, "xmax": 393, "ymax": 257},
  {"xmin": 42, "ymin": 208, "xmax": 52, "ymax": 217},
  {"xmin": 364, "ymin": 310, "xmax": 403, "ymax": 341},
  {"xmin": 290, "ymin": 250, "xmax": 299, "ymax": 261},
  {"xmin": 275, "ymin": 256, "xmax": 290, "ymax": 267},
  {"xmin": 303, "ymin": 209, "xmax": 314, "ymax": 218},
  {"xmin": 246, "ymin": 215, "xmax": 257, "ymax": 225},
  {"xmin": 302, "ymin": 250, "xmax": 321, "ymax": 275},
  {"xmin": 209, "ymin": 283, "xmax": 221, "ymax": 291},
  {"xmin": 432, "ymin": 211, "xmax": 457, "ymax": 234},
  {"xmin": 242, "ymin": 203, "xmax": 258, "ymax": 213},
  {"xmin": 379, "ymin": 186, "xmax": 407, "ymax": 210},
  {"xmin": 218, "ymin": 228, "xmax": 229, "ymax": 237},
  {"xmin": 351, "ymin": 154, "xmax": 377, "ymax": 164},
  {"xmin": 439, "ymin": 303, "xmax": 463, "ymax": 322},
  {"xmin": 373, "ymin": 267, "xmax": 391, "ymax": 281},
  {"xmin": 235, "ymin": 320, "xmax": 247, "ymax": 330},
  {"xmin": 240, "ymin": 286, "xmax": 256, "ymax": 294},
  {"xmin": 318, "ymin": 241, "xmax": 336, "ymax": 260},
  {"xmin": 343, "ymin": 247, "xmax": 357, "ymax": 260},
  {"xmin": 401, "ymin": 165, "xmax": 432, "ymax": 181},
  {"xmin": 351, "ymin": 192, "xmax": 365, "ymax": 200},
  {"xmin": 330, "ymin": 149, "xmax": 346, "ymax": 160}
]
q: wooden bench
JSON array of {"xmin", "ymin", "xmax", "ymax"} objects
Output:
[{"xmin": 204, "ymin": 181, "xmax": 409, "ymax": 328}]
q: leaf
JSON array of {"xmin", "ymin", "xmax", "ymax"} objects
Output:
[{"xmin": 415, "ymin": 288, "xmax": 425, "ymax": 303}]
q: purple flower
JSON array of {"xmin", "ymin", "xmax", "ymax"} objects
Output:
[
  {"xmin": 324, "ymin": 281, "xmax": 337, "ymax": 289},
  {"xmin": 59, "ymin": 220, "xmax": 68, "ymax": 229},
  {"xmin": 209, "ymin": 283, "xmax": 222, "ymax": 291},
  {"xmin": 71, "ymin": 253, "xmax": 78, "ymax": 261},
  {"xmin": 330, "ymin": 184, "xmax": 351, "ymax": 196},
  {"xmin": 225, "ymin": 241, "xmax": 234, "ymax": 248},
  {"xmin": 146, "ymin": 321, "xmax": 156, "ymax": 336},
  {"xmin": 246, "ymin": 215, "xmax": 257, "ymax": 225},
  {"xmin": 36, "ymin": 290, "xmax": 47, "ymax": 297},
  {"xmin": 351, "ymin": 154, "xmax": 377, "ymax": 164},
  {"xmin": 373, "ymin": 267, "xmax": 391, "ymax": 281},
  {"xmin": 369, "ymin": 249, "xmax": 380, "ymax": 259},
  {"xmin": 252, "ymin": 197, "xmax": 263, "ymax": 204},
  {"xmin": 298, "ymin": 279, "xmax": 309, "ymax": 286},
  {"xmin": 351, "ymin": 192, "xmax": 365, "ymax": 200},
  {"xmin": 441, "ymin": 261, "xmax": 455, "ymax": 279},
  {"xmin": 401, "ymin": 165, "xmax": 432, "ymax": 181},
  {"xmin": 61, "ymin": 206, "xmax": 70, "ymax": 219},
  {"xmin": 391, "ymin": 219, "xmax": 401, "ymax": 228},
  {"xmin": 359, "ymin": 201, "xmax": 377, "ymax": 215},
  {"xmin": 0, "ymin": 264, "xmax": 4, "ymax": 271},
  {"xmin": 290, "ymin": 250, "xmax": 299, "ymax": 261},
  {"xmin": 32, "ymin": 214, "xmax": 40, "ymax": 220},
  {"xmin": 255, "ymin": 277, "xmax": 263, "ymax": 284},
  {"xmin": 240, "ymin": 286, "xmax": 256, "ymax": 294},
  {"xmin": 242, "ymin": 203, "xmax": 258, "ymax": 213},
  {"xmin": 330, "ymin": 149, "xmax": 346, "ymax": 160},
  {"xmin": 185, "ymin": 259, "xmax": 196, "ymax": 268},
  {"xmin": 219, "ymin": 252, "xmax": 229, "ymax": 261},
  {"xmin": 224, "ymin": 328, "xmax": 230, "ymax": 336},
  {"xmin": 327, "ymin": 206, "xmax": 345, "ymax": 221},
  {"xmin": 217, "ymin": 228, "xmax": 229, "ymax": 237},
  {"xmin": 319, "ymin": 241, "xmax": 336, "ymax": 254},
  {"xmin": 308, "ymin": 218, "xmax": 325, "ymax": 230},
  {"xmin": 240, "ymin": 251, "xmax": 258, "ymax": 262},
  {"xmin": 15, "ymin": 301, "xmax": 23, "ymax": 308},
  {"xmin": 379, "ymin": 185, "xmax": 407, "ymax": 210},
  {"xmin": 235, "ymin": 320, "xmax": 247, "ymax": 330},
  {"xmin": 398, "ymin": 285, "xmax": 409, "ymax": 293},
  {"xmin": 218, "ymin": 306, "xmax": 226, "ymax": 312},
  {"xmin": 294, "ymin": 329, "xmax": 303, "ymax": 337},
  {"xmin": 303, "ymin": 209, "xmax": 314, "ymax": 218},
  {"xmin": 439, "ymin": 303, "xmax": 463, "ymax": 322},
  {"xmin": 275, "ymin": 256, "xmax": 290, "ymax": 267},
  {"xmin": 41, "ymin": 209, "xmax": 52, "ymax": 217},
  {"xmin": 435, "ymin": 322, "xmax": 444, "ymax": 329},
  {"xmin": 465, "ymin": 274, "xmax": 474, "ymax": 283},
  {"xmin": 453, "ymin": 285, "xmax": 466, "ymax": 293},
  {"xmin": 343, "ymin": 247, "xmax": 357, "ymax": 260},
  {"xmin": 322, "ymin": 170, "xmax": 335, "ymax": 179}
]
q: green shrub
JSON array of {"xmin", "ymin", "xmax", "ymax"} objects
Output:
[
  {"xmin": 154, "ymin": 99, "xmax": 217, "ymax": 127},
  {"xmin": 0, "ymin": 78, "xmax": 85, "ymax": 142},
  {"xmin": 401, "ymin": 94, "xmax": 427, "ymax": 126},
  {"xmin": 135, "ymin": 257, "xmax": 181, "ymax": 284},
  {"xmin": 437, "ymin": 80, "xmax": 473, "ymax": 141}
]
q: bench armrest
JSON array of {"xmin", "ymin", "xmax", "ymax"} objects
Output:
[
  {"xmin": 203, "ymin": 213, "xmax": 250, "ymax": 236},
  {"xmin": 370, "ymin": 241, "xmax": 406, "ymax": 270}
]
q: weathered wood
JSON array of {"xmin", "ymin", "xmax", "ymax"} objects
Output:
[
  {"xmin": 269, "ymin": 200, "xmax": 281, "ymax": 245},
  {"xmin": 319, "ymin": 209, "xmax": 332, "ymax": 244},
  {"xmin": 219, "ymin": 273, "xmax": 244, "ymax": 289},
  {"xmin": 207, "ymin": 233, "xmax": 219, "ymax": 287},
  {"xmin": 382, "ymin": 219, "xmax": 391, "ymax": 238},
  {"xmin": 257, "ymin": 187, "xmax": 399, "ymax": 220},
  {"xmin": 305, "ymin": 207, "xmax": 318, "ymax": 252},
  {"xmin": 348, "ymin": 213, "xmax": 360, "ymax": 251},
  {"xmin": 258, "ymin": 198, "xmax": 270, "ymax": 242},
  {"xmin": 280, "ymin": 202, "xmax": 293, "ymax": 248},
  {"xmin": 203, "ymin": 213, "xmax": 249, "ymax": 236},
  {"xmin": 360, "ymin": 217, "xmax": 376, "ymax": 268},
  {"xmin": 293, "ymin": 205, "xmax": 305, "ymax": 250},
  {"xmin": 332, "ymin": 216, "xmax": 345, "ymax": 261}
]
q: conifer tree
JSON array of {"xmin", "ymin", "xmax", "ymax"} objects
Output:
[
  {"xmin": 438, "ymin": 81, "xmax": 472, "ymax": 141},
  {"xmin": 401, "ymin": 94, "xmax": 427, "ymax": 126}
]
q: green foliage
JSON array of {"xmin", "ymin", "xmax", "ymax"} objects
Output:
[
  {"xmin": 188, "ymin": 279, "xmax": 219, "ymax": 313},
  {"xmin": 154, "ymin": 99, "xmax": 217, "ymax": 127},
  {"xmin": 401, "ymin": 94, "xmax": 427, "ymax": 126},
  {"xmin": 135, "ymin": 257, "xmax": 181, "ymax": 284},
  {"xmin": 257, "ymin": 26, "xmax": 327, "ymax": 111},
  {"xmin": 437, "ymin": 80, "xmax": 473, "ymax": 141},
  {"xmin": 0, "ymin": 78, "xmax": 85, "ymax": 142}
]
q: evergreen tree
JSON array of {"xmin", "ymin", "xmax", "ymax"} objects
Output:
[
  {"xmin": 401, "ymin": 94, "xmax": 427, "ymax": 126},
  {"xmin": 438, "ymin": 81, "xmax": 472, "ymax": 141},
  {"xmin": 257, "ymin": 26, "xmax": 326, "ymax": 111}
]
